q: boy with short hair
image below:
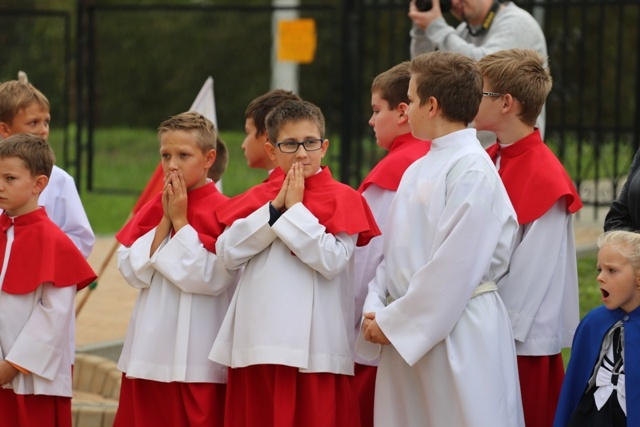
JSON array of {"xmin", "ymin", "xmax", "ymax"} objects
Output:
[
  {"xmin": 242, "ymin": 89, "xmax": 301, "ymax": 180},
  {"xmin": 476, "ymin": 48, "xmax": 582, "ymax": 427},
  {"xmin": 0, "ymin": 134, "xmax": 96, "ymax": 427},
  {"xmin": 210, "ymin": 100, "xmax": 380, "ymax": 427},
  {"xmin": 358, "ymin": 51, "xmax": 524, "ymax": 426},
  {"xmin": 353, "ymin": 60, "xmax": 431, "ymax": 427},
  {"xmin": 113, "ymin": 112, "xmax": 238, "ymax": 427},
  {"xmin": 0, "ymin": 77, "xmax": 95, "ymax": 258}
]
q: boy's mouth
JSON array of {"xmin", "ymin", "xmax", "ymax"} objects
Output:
[{"xmin": 600, "ymin": 288, "xmax": 610, "ymax": 299}]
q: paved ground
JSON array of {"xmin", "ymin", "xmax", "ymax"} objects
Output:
[{"xmin": 74, "ymin": 205, "xmax": 608, "ymax": 349}]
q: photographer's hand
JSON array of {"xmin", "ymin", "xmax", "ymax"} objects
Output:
[{"xmin": 408, "ymin": 0, "xmax": 443, "ymax": 30}]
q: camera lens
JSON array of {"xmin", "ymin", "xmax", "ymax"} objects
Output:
[{"xmin": 415, "ymin": 0, "xmax": 452, "ymax": 13}]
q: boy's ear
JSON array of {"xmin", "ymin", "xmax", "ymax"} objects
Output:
[
  {"xmin": 0, "ymin": 121, "xmax": 11, "ymax": 138},
  {"xmin": 264, "ymin": 142, "xmax": 278, "ymax": 161},
  {"xmin": 502, "ymin": 94, "xmax": 518, "ymax": 114},
  {"xmin": 34, "ymin": 174, "xmax": 49, "ymax": 194},
  {"xmin": 398, "ymin": 103, "xmax": 409, "ymax": 124},
  {"xmin": 427, "ymin": 96, "xmax": 440, "ymax": 118},
  {"xmin": 205, "ymin": 148, "xmax": 216, "ymax": 169},
  {"xmin": 320, "ymin": 139, "xmax": 329, "ymax": 158}
]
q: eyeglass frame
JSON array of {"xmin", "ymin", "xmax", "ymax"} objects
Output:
[
  {"xmin": 274, "ymin": 138, "xmax": 324, "ymax": 153},
  {"xmin": 482, "ymin": 91, "xmax": 525, "ymax": 105}
]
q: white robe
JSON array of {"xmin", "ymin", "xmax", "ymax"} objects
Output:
[
  {"xmin": 352, "ymin": 185, "xmax": 395, "ymax": 366},
  {"xmin": 209, "ymin": 202, "xmax": 358, "ymax": 375},
  {"xmin": 358, "ymin": 129, "xmax": 524, "ymax": 426},
  {"xmin": 117, "ymin": 225, "xmax": 237, "ymax": 383},
  {"xmin": 0, "ymin": 224, "xmax": 76, "ymax": 397},
  {"xmin": 497, "ymin": 200, "xmax": 580, "ymax": 355},
  {"xmin": 39, "ymin": 165, "xmax": 95, "ymax": 259}
]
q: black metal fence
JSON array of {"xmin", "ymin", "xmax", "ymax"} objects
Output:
[{"xmin": 1, "ymin": 0, "xmax": 639, "ymax": 214}]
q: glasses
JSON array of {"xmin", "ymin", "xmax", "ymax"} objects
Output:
[
  {"xmin": 275, "ymin": 138, "xmax": 324, "ymax": 153},
  {"xmin": 482, "ymin": 91, "xmax": 505, "ymax": 98}
]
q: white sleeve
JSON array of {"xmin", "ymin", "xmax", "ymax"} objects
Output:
[
  {"xmin": 43, "ymin": 174, "xmax": 95, "ymax": 258},
  {"xmin": 151, "ymin": 225, "xmax": 237, "ymax": 296},
  {"xmin": 6, "ymin": 285, "xmax": 75, "ymax": 381},
  {"xmin": 117, "ymin": 230, "xmax": 159, "ymax": 289},
  {"xmin": 271, "ymin": 202, "xmax": 357, "ymax": 280},
  {"xmin": 376, "ymin": 170, "xmax": 509, "ymax": 366},
  {"xmin": 215, "ymin": 203, "xmax": 278, "ymax": 270},
  {"xmin": 498, "ymin": 200, "xmax": 572, "ymax": 342}
]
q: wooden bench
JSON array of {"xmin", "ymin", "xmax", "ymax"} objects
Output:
[{"xmin": 72, "ymin": 353, "xmax": 121, "ymax": 427}]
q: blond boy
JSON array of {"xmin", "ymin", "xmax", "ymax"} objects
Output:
[{"xmin": 0, "ymin": 77, "xmax": 95, "ymax": 257}]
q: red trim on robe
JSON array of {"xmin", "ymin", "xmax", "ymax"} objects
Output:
[
  {"xmin": 358, "ymin": 133, "xmax": 431, "ymax": 193},
  {"xmin": 0, "ymin": 208, "xmax": 96, "ymax": 295},
  {"xmin": 486, "ymin": 130, "xmax": 582, "ymax": 224},
  {"xmin": 216, "ymin": 166, "xmax": 381, "ymax": 247},
  {"xmin": 116, "ymin": 182, "xmax": 228, "ymax": 253}
]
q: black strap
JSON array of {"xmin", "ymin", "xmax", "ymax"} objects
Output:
[{"xmin": 466, "ymin": 0, "xmax": 501, "ymax": 37}]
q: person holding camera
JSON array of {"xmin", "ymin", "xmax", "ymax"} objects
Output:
[{"xmin": 408, "ymin": 0, "xmax": 548, "ymax": 137}]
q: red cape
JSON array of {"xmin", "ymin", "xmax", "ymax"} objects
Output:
[
  {"xmin": 116, "ymin": 182, "xmax": 228, "ymax": 253},
  {"xmin": 217, "ymin": 167, "xmax": 380, "ymax": 247},
  {"xmin": 265, "ymin": 167, "xmax": 285, "ymax": 182},
  {"xmin": 358, "ymin": 133, "xmax": 431, "ymax": 193},
  {"xmin": 486, "ymin": 130, "xmax": 582, "ymax": 224},
  {"xmin": 0, "ymin": 208, "xmax": 96, "ymax": 295}
]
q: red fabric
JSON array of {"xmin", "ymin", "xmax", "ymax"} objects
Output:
[
  {"xmin": 0, "ymin": 388, "xmax": 71, "ymax": 427},
  {"xmin": 0, "ymin": 209, "xmax": 96, "ymax": 295},
  {"xmin": 116, "ymin": 182, "xmax": 228, "ymax": 253},
  {"xmin": 224, "ymin": 365, "xmax": 359, "ymax": 427},
  {"xmin": 114, "ymin": 375, "xmax": 226, "ymax": 427},
  {"xmin": 517, "ymin": 354, "xmax": 564, "ymax": 427},
  {"xmin": 358, "ymin": 133, "xmax": 431, "ymax": 193},
  {"xmin": 217, "ymin": 166, "xmax": 380, "ymax": 247},
  {"xmin": 486, "ymin": 130, "xmax": 582, "ymax": 224},
  {"xmin": 352, "ymin": 363, "xmax": 377, "ymax": 427},
  {"xmin": 132, "ymin": 164, "xmax": 165, "ymax": 214},
  {"xmin": 265, "ymin": 167, "xmax": 285, "ymax": 182}
]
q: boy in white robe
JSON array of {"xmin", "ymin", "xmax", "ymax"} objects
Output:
[
  {"xmin": 113, "ymin": 112, "xmax": 238, "ymax": 427},
  {"xmin": 0, "ymin": 134, "xmax": 96, "ymax": 427},
  {"xmin": 476, "ymin": 49, "xmax": 582, "ymax": 427},
  {"xmin": 358, "ymin": 51, "xmax": 525, "ymax": 426}
]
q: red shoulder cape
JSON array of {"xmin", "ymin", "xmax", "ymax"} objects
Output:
[
  {"xmin": 217, "ymin": 166, "xmax": 380, "ymax": 246},
  {"xmin": 116, "ymin": 182, "xmax": 228, "ymax": 253},
  {"xmin": 358, "ymin": 133, "xmax": 431, "ymax": 193},
  {"xmin": 486, "ymin": 130, "xmax": 582, "ymax": 224},
  {"xmin": 0, "ymin": 208, "xmax": 96, "ymax": 295}
]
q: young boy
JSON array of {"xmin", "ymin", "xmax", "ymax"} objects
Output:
[
  {"xmin": 209, "ymin": 100, "xmax": 380, "ymax": 427},
  {"xmin": 358, "ymin": 51, "xmax": 524, "ymax": 426},
  {"xmin": 113, "ymin": 112, "xmax": 238, "ymax": 427},
  {"xmin": 475, "ymin": 48, "xmax": 582, "ymax": 427},
  {"xmin": 0, "ymin": 134, "xmax": 96, "ymax": 427},
  {"xmin": 242, "ymin": 89, "xmax": 301, "ymax": 181},
  {"xmin": 0, "ymin": 77, "xmax": 95, "ymax": 258},
  {"xmin": 353, "ymin": 60, "xmax": 431, "ymax": 427}
]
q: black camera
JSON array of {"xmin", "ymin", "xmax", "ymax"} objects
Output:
[{"xmin": 415, "ymin": 0, "xmax": 452, "ymax": 13}]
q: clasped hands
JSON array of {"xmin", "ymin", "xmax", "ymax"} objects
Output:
[
  {"xmin": 271, "ymin": 163, "xmax": 305, "ymax": 211},
  {"xmin": 363, "ymin": 312, "xmax": 391, "ymax": 345},
  {"xmin": 161, "ymin": 170, "xmax": 188, "ymax": 232}
]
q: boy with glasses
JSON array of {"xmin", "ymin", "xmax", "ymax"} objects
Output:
[
  {"xmin": 209, "ymin": 100, "xmax": 380, "ymax": 427},
  {"xmin": 476, "ymin": 48, "xmax": 582, "ymax": 427}
]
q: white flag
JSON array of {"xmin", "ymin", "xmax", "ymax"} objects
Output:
[{"xmin": 189, "ymin": 77, "xmax": 218, "ymax": 129}]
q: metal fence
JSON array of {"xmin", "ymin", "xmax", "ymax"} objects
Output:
[{"xmin": 1, "ymin": 0, "xmax": 639, "ymax": 214}]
